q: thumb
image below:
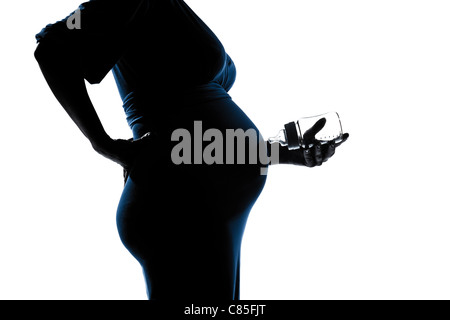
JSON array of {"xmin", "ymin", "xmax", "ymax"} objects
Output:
[{"xmin": 303, "ymin": 118, "xmax": 326, "ymax": 143}]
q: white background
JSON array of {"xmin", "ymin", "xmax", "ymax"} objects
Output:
[{"xmin": 1, "ymin": 0, "xmax": 449, "ymax": 299}]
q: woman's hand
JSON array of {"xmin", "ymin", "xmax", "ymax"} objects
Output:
[
  {"xmin": 273, "ymin": 118, "xmax": 349, "ymax": 167},
  {"xmin": 298, "ymin": 134, "xmax": 349, "ymax": 167},
  {"xmin": 92, "ymin": 132, "xmax": 153, "ymax": 170},
  {"xmin": 300, "ymin": 117, "xmax": 349, "ymax": 167}
]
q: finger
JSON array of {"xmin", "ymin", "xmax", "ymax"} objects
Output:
[
  {"xmin": 133, "ymin": 132, "xmax": 153, "ymax": 147},
  {"xmin": 303, "ymin": 118, "xmax": 326, "ymax": 143},
  {"xmin": 322, "ymin": 141, "xmax": 336, "ymax": 162},
  {"xmin": 335, "ymin": 133, "xmax": 349, "ymax": 147},
  {"xmin": 303, "ymin": 147, "xmax": 315, "ymax": 167},
  {"xmin": 314, "ymin": 144, "xmax": 323, "ymax": 166}
]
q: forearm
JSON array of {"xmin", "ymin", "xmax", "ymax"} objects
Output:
[{"xmin": 34, "ymin": 42, "xmax": 109, "ymax": 149}]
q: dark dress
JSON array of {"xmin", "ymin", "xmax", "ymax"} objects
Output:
[{"xmin": 36, "ymin": 0, "xmax": 267, "ymax": 300}]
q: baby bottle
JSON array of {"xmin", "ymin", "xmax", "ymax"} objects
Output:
[{"xmin": 268, "ymin": 111, "xmax": 343, "ymax": 150}]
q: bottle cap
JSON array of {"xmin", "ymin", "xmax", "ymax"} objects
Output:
[{"xmin": 284, "ymin": 121, "xmax": 300, "ymax": 150}]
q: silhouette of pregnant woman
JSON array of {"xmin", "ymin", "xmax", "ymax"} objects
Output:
[{"xmin": 35, "ymin": 0, "xmax": 348, "ymax": 300}]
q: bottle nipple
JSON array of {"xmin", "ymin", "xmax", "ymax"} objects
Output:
[{"xmin": 267, "ymin": 129, "xmax": 288, "ymax": 146}]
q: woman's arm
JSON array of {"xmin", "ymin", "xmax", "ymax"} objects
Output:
[
  {"xmin": 34, "ymin": 41, "xmax": 151, "ymax": 169},
  {"xmin": 35, "ymin": 42, "xmax": 110, "ymax": 149}
]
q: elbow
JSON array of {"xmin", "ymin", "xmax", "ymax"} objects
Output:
[
  {"xmin": 34, "ymin": 41, "xmax": 64, "ymax": 64},
  {"xmin": 34, "ymin": 42, "xmax": 50, "ymax": 64},
  {"xmin": 34, "ymin": 41, "xmax": 84, "ymax": 82},
  {"xmin": 34, "ymin": 42, "xmax": 44, "ymax": 61}
]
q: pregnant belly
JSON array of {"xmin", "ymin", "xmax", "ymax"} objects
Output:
[
  {"xmin": 131, "ymin": 94, "xmax": 267, "ymax": 166},
  {"xmin": 116, "ymin": 98, "xmax": 268, "ymax": 258}
]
